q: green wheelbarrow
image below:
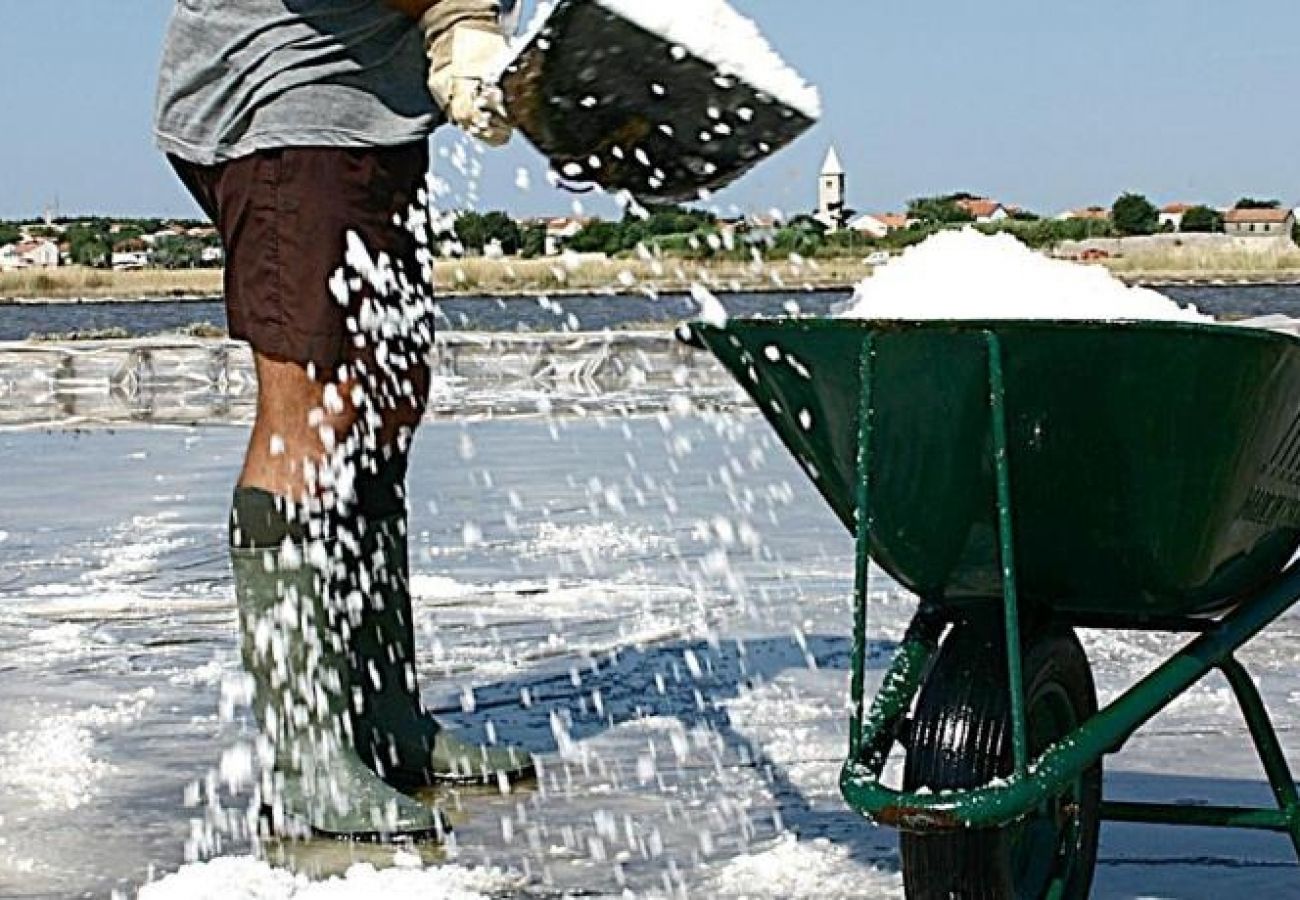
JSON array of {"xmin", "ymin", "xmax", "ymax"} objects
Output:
[{"xmin": 684, "ymin": 317, "xmax": 1300, "ymax": 898}]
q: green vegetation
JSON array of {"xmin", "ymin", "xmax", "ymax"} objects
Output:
[
  {"xmin": 1181, "ymin": 205, "xmax": 1224, "ymax": 233},
  {"xmin": 453, "ymin": 210, "xmax": 523, "ymax": 256},
  {"xmin": 1235, "ymin": 198, "xmax": 1281, "ymax": 210},
  {"xmin": 907, "ymin": 193, "xmax": 976, "ymax": 226},
  {"xmin": 1112, "ymin": 193, "xmax": 1160, "ymax": 236},
  {"xmin": 65, "ymin": 220, "xmax": 114, "ymax": 267},
  {"xmin": 976, "ymin": 217, "xmax": 1115, "ymax": 248},
  {"xmin": 568, "ymin": 205, "xmax": 720, "ymax": 256},
  {"xmin": 0, "ymin": 222, "xmax": 21, "ymax": 246}
]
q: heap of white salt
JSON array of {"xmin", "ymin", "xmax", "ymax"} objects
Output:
[
  {"xmin": 597, "ymin": 0, "xmax": 821, "ymax": 119},
  {"xmin": 839, "ymin": 229, "xmax": 1211, "ymax": 323}
]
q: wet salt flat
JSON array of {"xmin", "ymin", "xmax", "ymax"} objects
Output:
[{"xmin": 4, "ymin": 408, "xmax": 1300, "ymax": 897}]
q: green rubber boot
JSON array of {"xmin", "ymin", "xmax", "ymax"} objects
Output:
[
  {"xmin": 230, "ymin": 489, "xmax": 444, "ymax": 842},
  {"xmin": 344, "ymin": 514, "xmax": 536, "ymax": 790}
]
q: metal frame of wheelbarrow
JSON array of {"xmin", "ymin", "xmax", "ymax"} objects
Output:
[{"xmin": 839, "ymin": 330, "xmax": 1300, "ymax": 856}]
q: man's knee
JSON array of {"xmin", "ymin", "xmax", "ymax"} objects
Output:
[{"xmin": 254, "ymin": 355, "xmax": 360, "ymax": 448}]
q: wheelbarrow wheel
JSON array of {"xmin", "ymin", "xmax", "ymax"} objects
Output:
[{"xmin": 900, "ymin": 623, "xmax": 1101, "ymax": 900}]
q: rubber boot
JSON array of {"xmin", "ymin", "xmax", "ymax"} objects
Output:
[
  {"xmin": 229, "ymin": 488, "xmax": 444, "ymax": 841},
  {"xmin": 344, "ymin": 513, "xmax": 536, "ymax": 790}
]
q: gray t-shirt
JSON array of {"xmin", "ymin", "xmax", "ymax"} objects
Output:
[{"xmin": 155, "ymin": 0, "xmax": 441, "ymax": 165}]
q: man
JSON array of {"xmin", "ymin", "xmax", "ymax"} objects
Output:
[{"xmin": 155, "ymin": 0, "xmax": 530, "ymax": 842}]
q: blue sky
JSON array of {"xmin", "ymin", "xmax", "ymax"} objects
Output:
[{"xmin": 2, "ymin": 1, "xmax": 1298, "ymax": 221}]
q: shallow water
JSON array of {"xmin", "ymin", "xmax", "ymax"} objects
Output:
[
  {"xmin": 4, "ymin": 283, "xmax": 1300, "ymax": 341},
  {"xmin": 3, "ymin": 410, "xmax": 1300, "ymax": 898}
]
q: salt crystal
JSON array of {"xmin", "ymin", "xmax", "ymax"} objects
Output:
[
  {"xmin": 691, "ymin": 283, "xmax": 729, "ymax": 327},
  {"xmin": 839, "ymin": 229, "xmax": 1211, "ymax": 323}
]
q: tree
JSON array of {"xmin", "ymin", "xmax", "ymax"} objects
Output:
[
  {"xmin": 152, "ymin": 235, "xmax": 207, "ymax": 269},
  {"xmin": 1180, "ymin": 205, "xmax": 1223, "ymax": 234},
  {"xmin": 520, "ymin": 223, "xmax": 546, "ymax": 259},
  {"xmin": 908, "ymin": 194, "xmax": 975, "ymax": 226},
  {"xmin": 453, "ymin": 210, "xmax": 522, "ymax": 255},
  {"xmin": 772, "ymin": 216, "xmax": 827, "ymax": 256},
  {"xmin": 0, "ymin": 223, "xmax": 20, "ymax": 246},
  {"xmin": 65, "ymin": 221, "xmax": 113, "ymax": 267},
  {"xmin": 1235, "ymin": 198, "xmax": 1281, "ymax": 210},
  {"xmin": 1111, "ymin": 193, "xmax": 1159, "ymax": 236},
  {"xmin": 567, "ymin": 220, "xmax": 624, "ymax": 255}
]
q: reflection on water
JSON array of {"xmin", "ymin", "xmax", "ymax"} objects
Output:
[{"xmin": 0, "ymin": 332, "xmax": 743, "ymax": 428}]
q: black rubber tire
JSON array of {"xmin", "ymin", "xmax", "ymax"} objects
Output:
[{"xmin": 900, "ymin": 623, "xmax": 1101, "ymax": 900}]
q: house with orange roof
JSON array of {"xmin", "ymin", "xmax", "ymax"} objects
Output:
[
  {"xmin": 955, "ymin": 198, "xmax": 1010, "ymax": 224},
  {"xmin": 1056, "ymin": 206, "xmax": 1111, "ymax": 222},
  {"xmin": 1224, "ymin": 207, "xmax": 1296, "ymax": 238},
  {"xmin": 1159, "ymin": 203, "xmax": 1195, "ymax": 232},
  {"xmin": 848, "ymin": 213, "xmax": 913, "ymax": 239}
]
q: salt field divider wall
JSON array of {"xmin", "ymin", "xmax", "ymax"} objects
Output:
[{"xmin": 0, "ymin": 332, "xmax": 745, "ymax": 428}]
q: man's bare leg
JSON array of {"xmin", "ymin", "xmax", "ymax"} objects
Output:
[{"xmin": 239, "ymin": 354, "xmax": 357, "ymax": 499}]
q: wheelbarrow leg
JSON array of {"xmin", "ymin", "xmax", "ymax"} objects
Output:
[
  {"xmin": 987, "ymin": 331, "xmax": 1031, "ymax": 775},
  {"xmin": 849, "ymin": 335, "xmax": 875, "ymax": 765},
  {"xmin": 1219, "ymin": 655, "xmax": 1300, "ymax": 857}
]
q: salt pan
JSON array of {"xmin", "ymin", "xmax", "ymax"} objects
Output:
[{"xmin": 839, "ymin": 229, "xmax": 1211, "ymax": 323}]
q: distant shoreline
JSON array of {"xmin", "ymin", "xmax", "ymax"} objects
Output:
[
  {"xmin": 0, "ymin": 258, "xmax": 870, "ymax": 304},
  {"xmin": 5, "ymin": 259, "xmax": 1300, "ymax": 305}
]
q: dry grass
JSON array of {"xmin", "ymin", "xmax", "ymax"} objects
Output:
[
  {"xmin": 1102, "ymin": 246, "xmax": 1300, "ymax": 280},
  {"xmin": 0, "ymin": 266, "xmax": 222, "ymax": 301},
  {"xmin": 431, "ymin": 255, "xmax": 871, "ymax": 294},
  {"xmin": 1, "ymin": 257, "xmax": 872, "ymax": 302}
]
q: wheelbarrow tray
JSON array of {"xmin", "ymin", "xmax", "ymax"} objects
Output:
[{"xmin": 689, "ymin": 318, "xmax": 1300, "ymax": 619}]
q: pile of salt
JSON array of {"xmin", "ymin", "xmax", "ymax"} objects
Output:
[{"xmin": 839, "ymin": 229, "xmax": 1211, "ymax": 323}]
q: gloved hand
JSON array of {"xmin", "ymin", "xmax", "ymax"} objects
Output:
[{"xmin": 421, "ymin": 1, "xmax": 513, "ymax": 147}]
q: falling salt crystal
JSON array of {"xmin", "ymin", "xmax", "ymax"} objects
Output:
[
  {"xmin": 515, "ymin": 167, "xmax": 531, "ymax": 191},
  {"xmin": 690, "ymin": 283, "xmax": 729, "ymax": 327}
]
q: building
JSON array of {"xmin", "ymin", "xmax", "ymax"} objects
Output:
[
  {"xmin": 0, "ymin": 239, "xmax": 60, "ymax": 271},
  {"xmin": 1223, "ymin": 207, "xmax": 1296, "ymax": 237},
  {"xmin": 540, "ymin": 216, "xmax": 592, "ymax": 256},
  {"xmin": 1057, "ymin": 207, "xmax": 1111, "ymax": 222},
  {"xmin": 956, "ymin": 198, "xmax": 1009, "ymax": 224},
  {"xmin": 1159, "ymin": 203, "xmax": 1194, "ymax": 232},
  {"xmin": 849, "ymin": 213, "xmax": 911, "ymax": 239},
  {"xmin": 815, "ymin": 147, "xmax": 847, "ymax": 231}
]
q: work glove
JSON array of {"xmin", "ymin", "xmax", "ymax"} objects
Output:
[{"xmin": 421, "ymin": 0, "xmax": 513, "ymax": 147}]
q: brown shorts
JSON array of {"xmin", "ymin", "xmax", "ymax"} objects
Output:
[{"xmin": 170, "ymin": 143, "xmax": 431, "ymax": 372}]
